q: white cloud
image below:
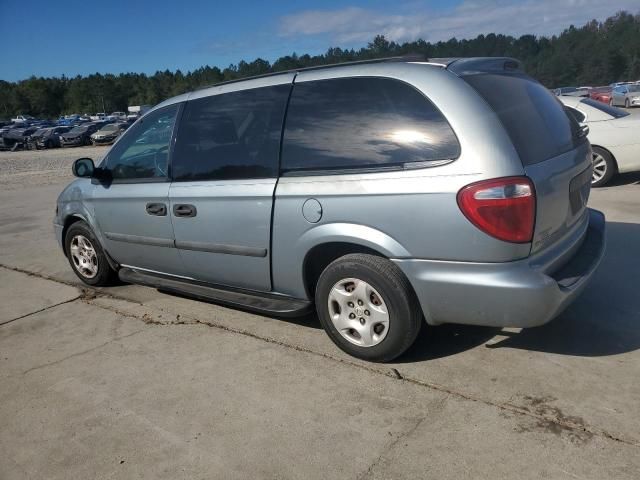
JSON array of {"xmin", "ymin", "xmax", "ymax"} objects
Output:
[{"xmin": 278, "ymin": 0, "xmax": 639, "ymax": 44}]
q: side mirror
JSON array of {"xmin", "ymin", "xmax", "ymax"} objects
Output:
[{"xmin": 72, "ymin": 157, "xmax": 95, "ymax": 177}]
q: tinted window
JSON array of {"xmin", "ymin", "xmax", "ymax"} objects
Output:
[
  {"xmin": 281, "ymin": 77, "xmax": 460, "ymax": 172},
  {"xmin": 172, "ymin": 85, "xmax": 289, "ymax": 181},
  {"xmin": 463, "ymin": 73, "xmax": 584, "ymax": 166},
  {"xmin": 579, "ymin": 98, "xmax": 629, "ymax": 119},
  {"xmin": 105, "ymin": 104, "xmax": 178, "ymax": 180}
]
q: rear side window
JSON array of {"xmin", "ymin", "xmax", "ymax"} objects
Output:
[
  {"xmin": 172, "ymin": 85, "xmax": 290, "ymax": 181},
  {"xmin": 282, "ymin": 77, "xmax": 460, "ymax": 173},
  {"xmin": 463, "ymin": 73, "xmax": 584, "ymax": 166}
]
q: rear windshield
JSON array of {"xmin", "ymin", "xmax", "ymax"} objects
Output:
[
  {"xmin": 463, "ymin": 73, "xmax": 583, "ymax": 166},
  {"xmin": 579, "ymin": 98, "xmax": 629, "ymax": 119}
]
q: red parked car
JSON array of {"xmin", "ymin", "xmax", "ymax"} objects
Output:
[{"xmin": 590, "ymin": 86, "xmax": 612, "ymax": 104}]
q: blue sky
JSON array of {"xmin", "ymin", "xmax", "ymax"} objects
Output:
[{"xmin": 1, "ymin": 0, "xmax": 637, "ymax": 81}]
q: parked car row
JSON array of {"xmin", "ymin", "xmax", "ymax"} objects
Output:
[
  {"xmin": 555, "ymin": 80, "xmax": 640, "ymax": 108},
  {"xmin": 56, "ymin": 112, "xmax": 131, "ymax": 126},
  {"xmin": 0, "ymin": 120, "xmax": 131, "ymax": 151}
]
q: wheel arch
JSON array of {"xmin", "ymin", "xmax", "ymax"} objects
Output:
[
  {"xmin": 591, "ymin": 144, "xmax": 619, "ymax": 171},
  {"xmin": 61, "ymin": 214, "xmax": 89, "ymax": 255},
  {"xmin": 295, "ymin": 223, "xmax": 412, "ymax": 298},
  {"xmin": 61, "ymin": 214, "xmax": 119, "ymax": 271},
  {"xmin": 303, "ymin": 242, "xmax": 384, "ymax": 298}
]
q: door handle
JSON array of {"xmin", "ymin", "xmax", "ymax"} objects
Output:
[
  {"xmin": 173, "ymin": 204, "xmax": 197, "ymax": 218},
  {"xmin": 146, "ymin": 203, "xmax": 167, "ymax": 216}
]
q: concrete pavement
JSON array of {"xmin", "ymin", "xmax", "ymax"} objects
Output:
[{"xmin": 1, "ymin": 151, "xmax": 639, "ymax": 478}]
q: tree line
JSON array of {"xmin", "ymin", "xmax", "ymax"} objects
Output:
[{"xmin": 1, "ymin": 10, "xmax": 638, "ymax": 119}]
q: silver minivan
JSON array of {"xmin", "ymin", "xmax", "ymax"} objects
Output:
[{"xmin": 55, "ymin": 57, "xmax": 605, "ymax": 362}]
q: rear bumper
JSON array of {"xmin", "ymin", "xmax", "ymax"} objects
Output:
[{"xmin": 393, "ymin": 209, "xmax": 606, "ymax": 328}]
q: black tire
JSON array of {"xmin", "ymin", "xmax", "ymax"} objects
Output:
[
  {"xmin": 64, "ymin": 221, "xmax": 117, "ymax": 286},
  {"xmin": 591, "ymin": 146, "xmax": 617, "ymax": 188},
  {"xmin": 609, "ymin": 98, "xmax": 613, "ymax": 106},
  {"xmin": 315, "ymin": 253, "xmax": 422, "ymax": 362}
]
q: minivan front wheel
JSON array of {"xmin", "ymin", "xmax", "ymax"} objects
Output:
[
  {"xmin": 65, "ymin": 221, "xmax": 116, "ymax": 286},
  {"xmin": 315, "ymin": 254, "xmax": 422, "ymax": 362}
]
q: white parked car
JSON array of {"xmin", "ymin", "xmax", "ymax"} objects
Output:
[
  {"xmin": 106, "ymin": 111, "xmax": 127, "ymax": 121},
  {"xmin": 560, "ymin": 96, "xmax": 640, "ymax": 186},
  {"xmin": 11, "ymin": 114, "xmax": 34, "ymax": 124}
]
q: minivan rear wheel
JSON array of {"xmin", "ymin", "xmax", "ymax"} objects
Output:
[
  {"xmin": 64, "ymin": 221, "xmax": 117, "ymax": 286},
  {"xmin": 591, "ymin": 146, "xmax": 616, "ymax": 187},
  {"xmin": 315, "ymin": 254, "xmax": 422, "ymax": 362}
]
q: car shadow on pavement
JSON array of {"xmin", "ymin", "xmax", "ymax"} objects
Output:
[
  {"xmin": 397, "ymin": 221, "xmax": 640, "ymax": 362},
  {"xmin": 607, "ymin": 171, "xmax": 640, "ymax": 187},
  {"xmin": 484, "ymin": 221, "xmax": 640, "ymax": 357},
  {"xmin": 398, "ymin": 323, "xmax": 500, "ymax": 363}
]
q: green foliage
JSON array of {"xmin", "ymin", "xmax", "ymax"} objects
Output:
[{"xmin": 2, "ymin": 10, "xmax": 639, "ymax": 119}]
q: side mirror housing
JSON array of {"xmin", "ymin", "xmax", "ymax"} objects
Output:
[{"xmin": 72, "ymin": 157, "xmax": 95, "ymax": 178}]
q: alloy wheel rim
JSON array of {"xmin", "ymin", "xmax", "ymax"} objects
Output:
[
  {"xmin": 327, "ymin": 278, "xmax": 390, "ymax": 347},
  {"xmin": 70, "ymin": 234, "xmax": 98, "ymax": 278},
  {"xmin": 592, "ymin": 153, "xmax": 607, "ymax": 183}
]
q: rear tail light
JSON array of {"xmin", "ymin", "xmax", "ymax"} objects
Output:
[{"xmin": 457, "ymin": 176, "xmax": 535, "ymax": 243}]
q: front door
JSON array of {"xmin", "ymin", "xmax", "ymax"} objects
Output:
[
  {"xmin": 169, "ymin": 81, "xmax": 292, "ymax": 291},
  {"xmin": 92, "ymin": 104, "xmax": 185, "ymax": 276}
]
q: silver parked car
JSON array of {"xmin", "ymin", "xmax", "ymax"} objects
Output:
[
  {"xmin": 610, "ymin": 84, "xmax": 640, "ymax": 108},
  {"xmin": 54, "ymin": 57, "xmax": 605, "ymax": 362}
]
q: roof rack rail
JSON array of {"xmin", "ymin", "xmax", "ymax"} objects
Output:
[{"xmin": 195, "ymin": 54, "xmax": 429, "ymax": 91}]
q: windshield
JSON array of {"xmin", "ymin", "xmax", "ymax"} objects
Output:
[
  {"xmin": 69, "ymin": 126, "xmax": 87, "ymax": 134},
  {"xmin": 101, "ymin": 124, "xmax": 119, "ymax": 132},
  {"xmin": 580, "ymin": 98, "xmax": 630, "ymax": 119},
  {"xmin": 628, "ymin": 85, "xmax": 640, "ymax": 93}
]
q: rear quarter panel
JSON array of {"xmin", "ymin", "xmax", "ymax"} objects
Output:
[{"xmin": 271, "ymin": 62, "xmax": 530, "ymax": 298}]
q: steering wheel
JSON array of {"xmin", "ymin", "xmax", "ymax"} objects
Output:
[{"xmin": 153, "ymin": 145, "xmax": 169, "ymax": 177}]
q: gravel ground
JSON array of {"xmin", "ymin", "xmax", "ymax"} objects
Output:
[{"xmin": 0, "ymin": 146, "xmax": 109, "ymax": 190}]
